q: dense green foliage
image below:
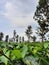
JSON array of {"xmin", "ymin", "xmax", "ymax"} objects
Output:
[{"xmin": 0, "ymin": 41, "xmax": 49, "ymax": 65}]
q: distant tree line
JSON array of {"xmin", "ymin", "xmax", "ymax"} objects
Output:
[
  {"xmin": 0, "ymin": 25, "xmax": 49, "ymax": 43},
  {"xmin": 0, "ymin": 30, "xmax": 25, "ymax": 43},
  {"xmin": 9, "ymin": 30, "xmax": 25, "ymax": 43}
]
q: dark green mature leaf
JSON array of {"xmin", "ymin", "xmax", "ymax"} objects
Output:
[
  {"xmin": 21, "ymin": 45, "xmax": 28, "ymax": 58},
  {"xmin": 0, "ymin": 51, "xmax": 10, "ymax": 65}
]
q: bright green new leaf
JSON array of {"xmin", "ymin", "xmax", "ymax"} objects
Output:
[
  {"xmin": 12, "ymin": 49, "xmax": 22, "ymax": 59},
  {"xmin": 44, "ymin": 43, "xmax": 49, "ymax": 48}
]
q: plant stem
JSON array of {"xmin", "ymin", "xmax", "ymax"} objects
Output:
[{"xmin": 3, "ymin": 54, "xmax": 13, "ymax": 65}]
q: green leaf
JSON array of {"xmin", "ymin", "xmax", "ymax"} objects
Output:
[
  {"xmin": 21, "ymin": 45, "xmax": 28, "ymax": 58},
  {"xmin": 3, "ymin": 48, "xmax": 7, "ymax": 54},
  {"xmin": 12, "ymin": 49, "xmax": 22, "ymax": 59},
  {"xmin": 40, "ymin": 57, "xmax": 49, "ymax": 65},
  {"xmin": 44, "ymin": 43, "xmax": 49, "ymax": 48},
  {"xmin": 33, "ymin": 47, "xmax": 38, "ymax": 54},
  {"xmin": 0, "ymin": 51, "xmax": 10, "ymax": 65},
  {"xmin": 47, "ymin": 53, "xmax": 49, "ymax": 57},
  {"xmin": 23, "ymin": 55, "xmax": 38, "ymax": 65}
]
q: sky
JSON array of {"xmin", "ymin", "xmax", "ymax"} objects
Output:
[{"xmin": 0, "ymin": 0, "xmax": 41, "ymax": 40}]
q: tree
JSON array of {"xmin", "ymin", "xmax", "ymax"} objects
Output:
[
  {"xmin": 19, "ymin": 36, "xmax": 21, "ymax": 43},
  {"xmin": 13, "ymin": 30, "xmax": 16, "ymax": 42},
  {"xmin": 22, "ymin": 36, "xmax": 24, "ymax": 42},
  {"xmin": 32, "ymin": 36, "xmax": 36, "ymax": 42},
  {"xmin": 25, "ymin": 25, "xmax": 32, "ymax": 42},
  {"xmin": 5, "ymin": 35, "xmax": 9, "ymax": 42},
  {"xmin": 16, "ymin": 35, "xmax": 19, "ymax": 43},
  {"xmin": 34, "ymin": 0, "xmax": 49, "ymax": 24},
  {"xmin": 36, "ymin": 20, "xmax": 49, "ymax": 42},
  {"xmin": 47, "ymin": 34, "xmax": 49, "ymax": 41},
  {"xmin": 0, "ymin": 32, "xmax": 4, "ymax": 41},
  {"xmin": 34, "ymin": 0, "xmax": 49, "ymax": 42}
]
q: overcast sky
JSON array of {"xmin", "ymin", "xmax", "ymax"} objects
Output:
[{"xmin": 0, "ymin": 0, "xmax": 39, "ymax": 40}]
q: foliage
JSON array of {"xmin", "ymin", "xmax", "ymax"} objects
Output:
[
  {"xmin": 0, "ymin": 41, "xmax": 49, "ymax": 65},
  {"xmin": 25, "ymin": 25, "xmax": 32, "ymax": 42},
  {"xmin": 32, "ymin": 36, "xmax": 36, "ymax": 42},
  {"xmin": 5, "ymin": 35, "xmax": 9, "ymax": 42},
  {"xmin": 0, "ymin": 32, "xmax": 4, "ymax": 41},
  {"xmin": 34, "ymin": 0, "xmax": 49, "ymax": 42}
]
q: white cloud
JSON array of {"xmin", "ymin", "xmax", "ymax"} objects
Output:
[
  {"xmin": 3, "ymin": 1, "xmax": 37, "ymax": 27},
  {"xmin": 5, "ymin": 2, "xmax": 13, "ymax": 11}
]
